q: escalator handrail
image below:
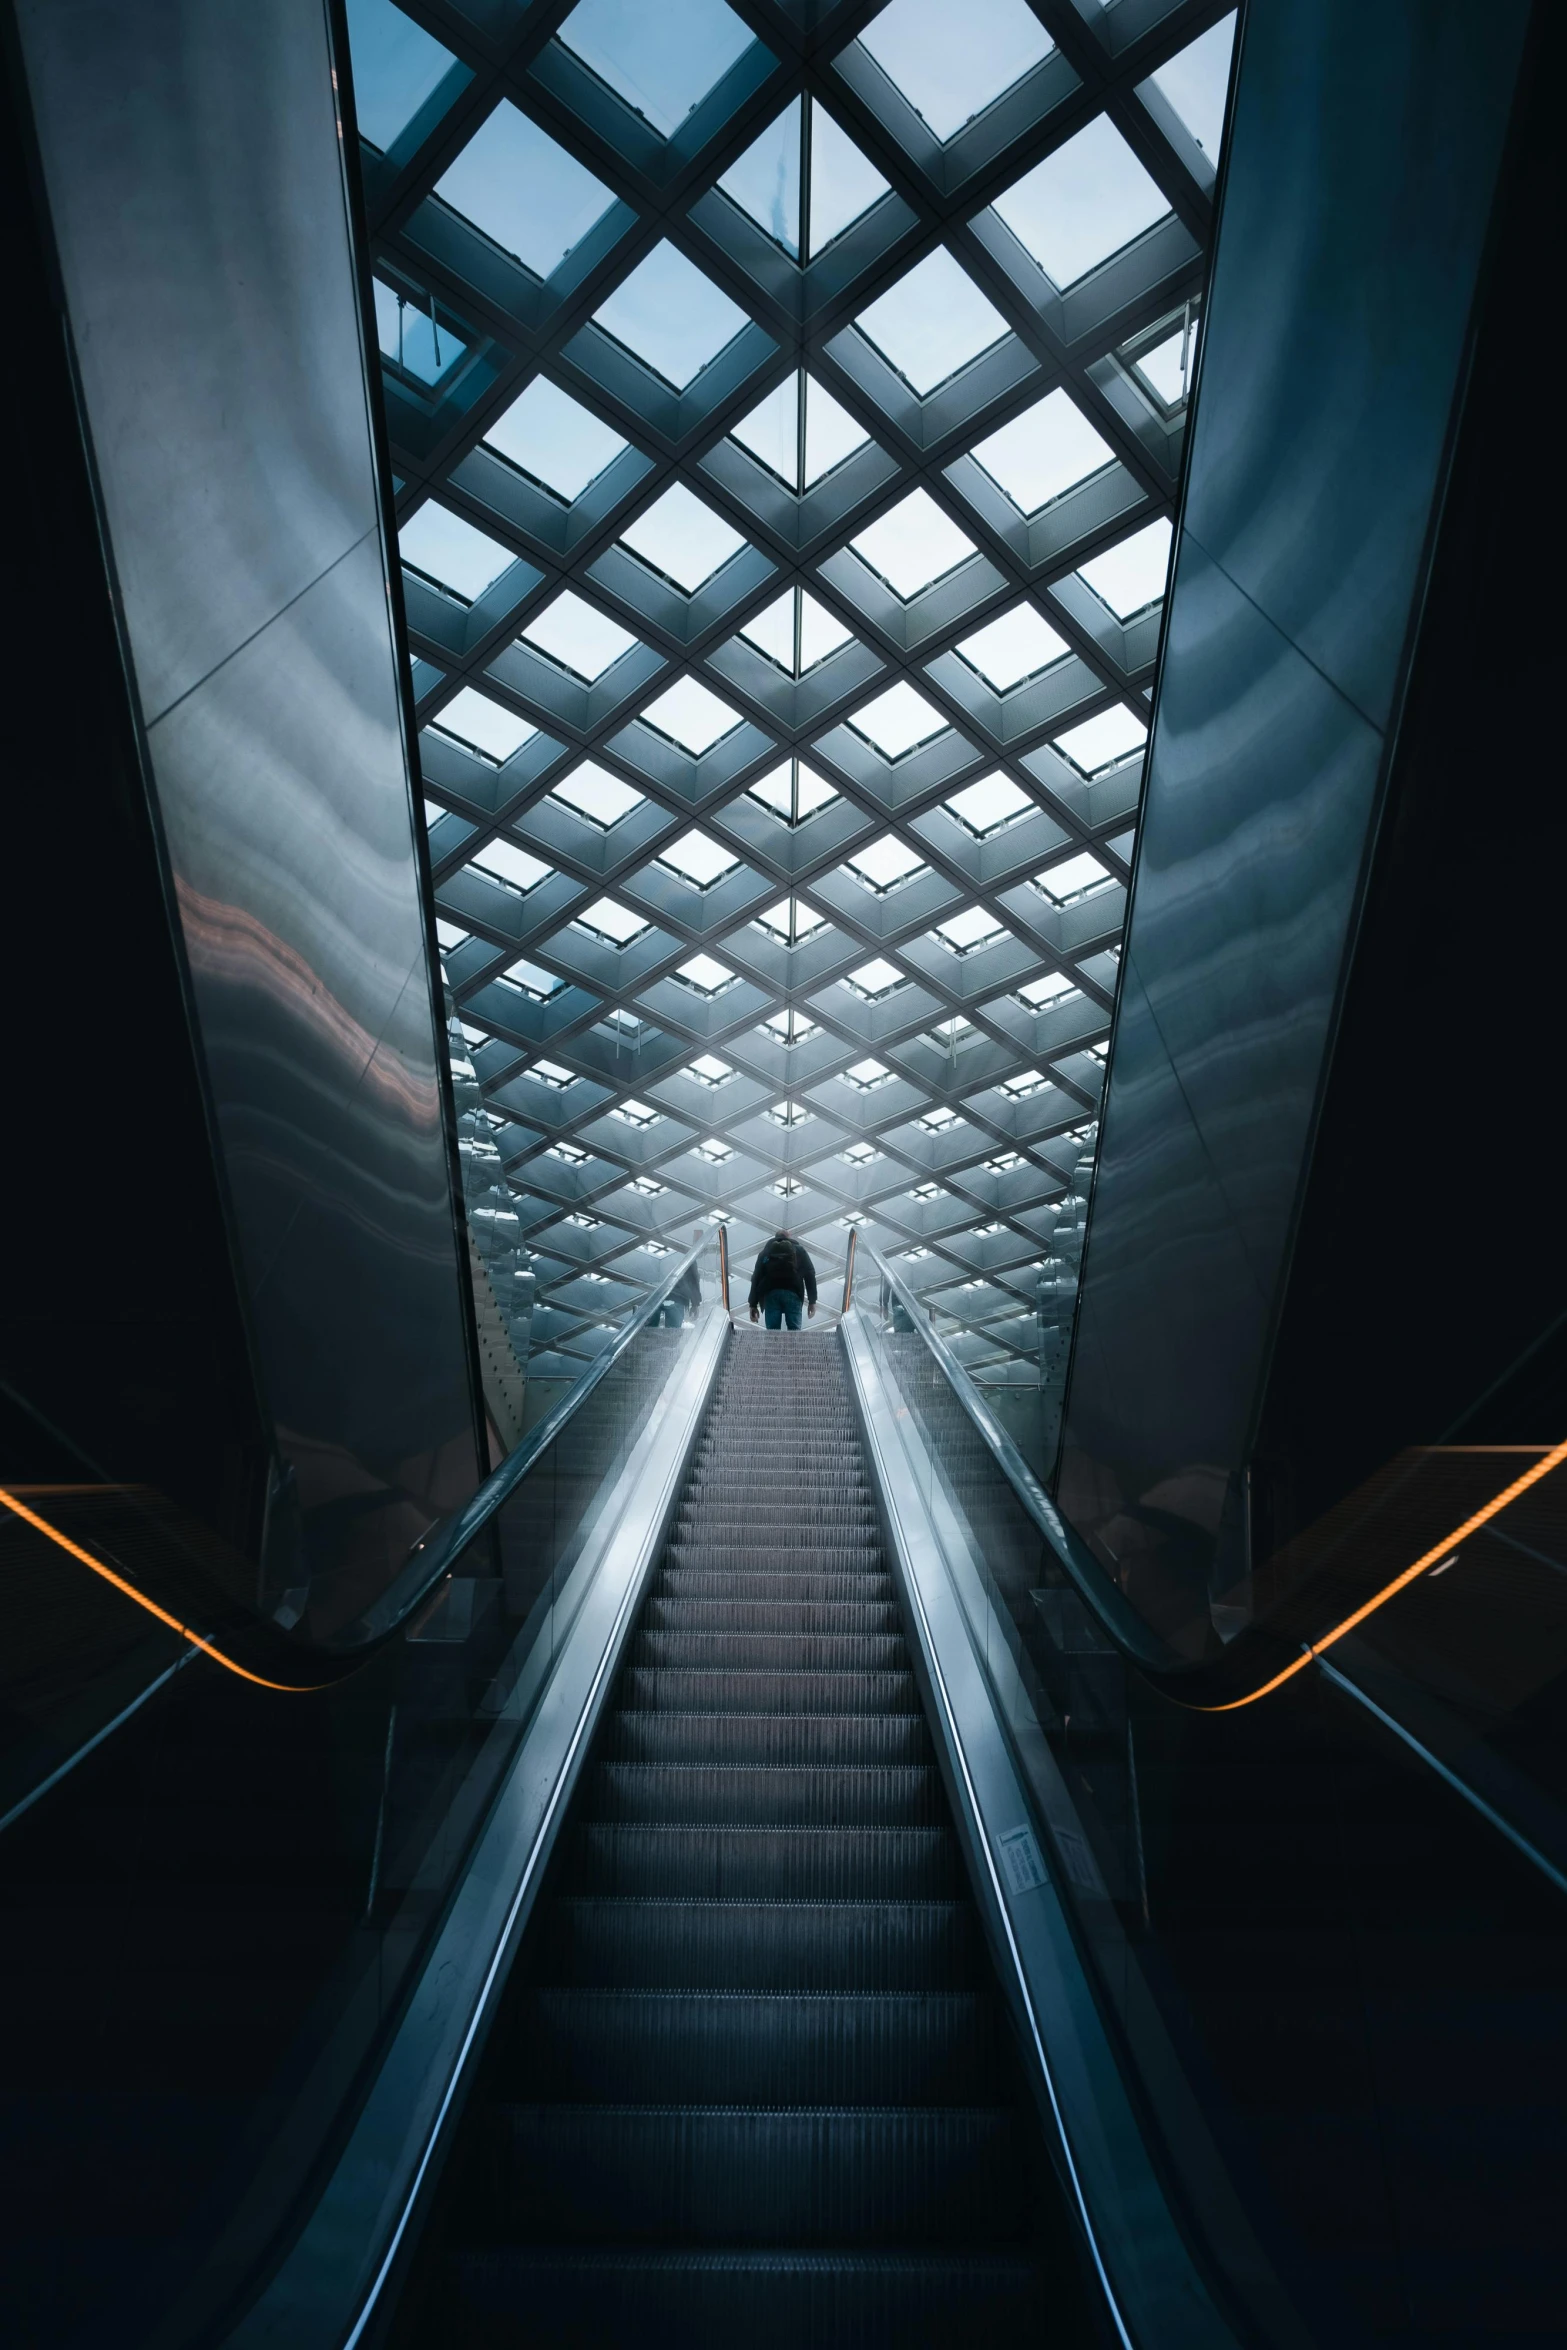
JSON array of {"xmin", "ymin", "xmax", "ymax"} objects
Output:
[
  {"xmin": 857, "ymin": 1241, "xmax": 1181, "ymax": 1674},
  {"xmin": 351, "ymin": 1235, "xmax": 710, "ymax": 1647}
]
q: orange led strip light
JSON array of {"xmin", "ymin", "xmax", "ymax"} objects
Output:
[
  {"xmin": 0, "ymin": 1486, "xmax": 308, "ymax": 1694},
  {"xmin": 1199, "ymin": 1436, "xmax": 1567, "ymax": 1712}
]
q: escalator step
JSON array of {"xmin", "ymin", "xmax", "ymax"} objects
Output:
[
  {"xmin": 566, "ymin": 1824, "xmax": 962, "ymax": 1899},
  {"xmin": 657, "ymin": 1571, "xmax": 890, "ymax": 1604},
  {"xmin": 632, "ymin": 1633, "xmax": 905, "ymax": 1673},
  {"xmin": 537, "ymin": 1898, "xmax": 984, "ymax": 1989},
  {"xmin": 452, "ymin": 2245, "xmax": 1044, "ymax": 2350},
  {"xmin": 487, "ymin": 2104, "xmax": 1025, "ymax": 2245},
  {"xmin": 598, "ymin": 1712, "xmax": 933, "ymax": 1768},
  {"xmin": 617, "ymin": 1668, "xmax": 922, "ymax": 1714},
  {"xmin": 644, "ymin": 1600, "xmax": 900, "ymax": 1636},
  {"xmin": 664, "ymin": 1546, "xmax": 884, "ymax": 1578},
  {"xmin": 583, "ymin": 1763, "xmax": 943, "ymax": 1825},
  {"xmin": 505, "ymin": 1990, "xmax": 1005, "ymax": 2104}
]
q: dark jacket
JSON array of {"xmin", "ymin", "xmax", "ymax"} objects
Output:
[
  {"xmin": 670, "ymin": 1261, "xmax": 701, "ymax": 1311},
  {"xmin": 748, "ymin": 1236, "xmax": 817, "ymax": 1310}
]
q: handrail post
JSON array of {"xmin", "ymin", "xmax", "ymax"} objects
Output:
[
  {"xmin": 842, "ymin": 1226, "xmax": 857, "ymax": 1314},
  {"xmin": 717, "ymin": 1222, "xmax": 729, "ymax": 1316}
]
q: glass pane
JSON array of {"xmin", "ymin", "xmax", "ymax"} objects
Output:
[
  {"xmin": 858, "ymin": 0, "xmax": 1053, "ymax": 144},
  {"xmin": 434, "ymin": 101, "xmax": 616, "ymax": 278}
]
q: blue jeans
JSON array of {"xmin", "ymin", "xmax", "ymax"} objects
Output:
[
  {"xmin": 649, "ymin": 1300, "xmax": 685, "ymax": 1329},
  {"xmin": 762, "ymin": 1287, "xmax": 804, "ymax": 1330}
]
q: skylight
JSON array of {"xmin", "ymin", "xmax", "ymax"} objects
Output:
[
  {"xmin": 843, "ymin": 1142, "xmax": 881, "ymax": 1164},
  {"xmin": 399, "ymin": 503, "xmax": 514, "ymax": 601},
  {"xmin": 993, "ymin": 114, "xmax": 1172, "ymax": 289},
  {"xmin": 1147, "ymin": 12, "xmax": 1237, "ymax": 160},
  {"xmin": 1077, "ymin": 520, "xmax": 1174, "ymax": 618},
  {"xmin": 473, "ymin": 839, "xmax": 551, "ymax": 892},
  {"xmin": 755, "ymin": 897, "xmax": 827, "ymax": 940},
  {"xmin": 1053, "ymin": 707, "xmax": 1148, "ymax": 774},
  {"xmin": 748, "ymin": 761, "xmax": 839, "ymax": 823},
  {"xmin": 640, "ymin": 677, "xmax": 742, "ymax": 754},
  {"xmin": 347, "ymin": 0, "xmax": 457, "ymax": 151},
  {"xmin": 1016, "ymin": 970, "xmax": 1077, "ymax": 1008},
  {"xmin": 689, "ymin": 1053, "xmax": 735, "ymax": 1084},
  {"xmin": 503, "ymin": 956, "xmax": 564, "ymax": 998},
  {"xmin": 575, "ymin": 896, "xmax": 650, "ymax": 944},
  {"xmin": 676, "ymin": 952, "xmax": 736, "ymax": 993},
  {"xmin": 848, "ymin": 834, "xmax": 927, "ymax": 892},
  {"xmin": 551, "ymin": 763, "xmax": 645, "ymax": 826},
  {"xmin": 556, "ymin": 0, "xmax": 754, "ymax": 138},
  {"xmin": 612, "ymin": 1097, "xmax": 660, "ymax": 1125},
  {"xmin": 658, "ymin": 830, "xmax": 740, "ymax": 887},
  {"xmin": 740, "ymin": 587, "xmax": 854, "ymax": 675},
  {"xmin": 849, "ymin": 681, "xmax": 948, "ymax": 757},
  {"xmin": 919, "ymin": 1105, "xmax": 962, "ymax": 1131},
  {"xmin": 855, "ymin": 249, "xmax": 1010, "ymax": 397},
  {"xmin": 694, "ymin": 1136, "xmax": 734, "ymax": 1162},
  {"xmin": 956, "ymin": 605, "xmax": 1068, "ymax": 691},
  {"xmin": 373, "ymin": 279, "xmax": 467, "ymax": 386},
  {"xmin": 530, "ymin": 1058, "xmax": 577, "ymax": 1088},
  {"xmin": 483, "ymin": 377, "xmax": 628, "ymax": 501},
  {"xmin": 433, "ymin": 101, "xmax": 615, "ymax": 278},
  {"xmin": 848, "ymin": 957, "xmax": 905, "ymax": 998},
  {"xmin": 620, "ymin": 482, "xmax": 747, "ymax": 592},
  {"xmin": 850, "ymin": 490, "xmax": 977, "ymax": 599},
  {"xmin": 592, "ymin": 240, "xmax": 749, "ymax": 389},
  {"xmin": 521, "ymin": 590, "xmax": 639, "ymax": 680},
  {"xmin": 858, "ymin": 0, "xmax": 1053, "ymax": 145},
  {"xmin": 1000, "ymin": 1068, "xmax": 1048, "ymax": 1096},
  {"xmin": 764, "ymin": 1008, "xmax": 820, "ymax": 1043},
  {"xmin": 429, "ymin": 687, "xmax": 535, "ymax": 764},
  {"xmin": 944, "ymin": 774, "xmax": 1032, "ymax": 835},
  {"xmin": 732, "ymin": 371, "xmax": 870, "ymax": 490},
  {"xmin": 1034, "ymin": 851, "xmax": 1112, "ymax": 904},
  {"xmin": 936, "ymin": 906, "xmax": 1004, "ymax": 952},
  {"xmin": 768, "ymin": 1098, "xmax": 811, "ymax": 1126},
  {"xmin": 1132, "ymin": 319, "xmax": 1199, "ymax": 408},
  {"xmin": 846, "ymin": 1058, "xmax": 892, "ymax": 1088},
  {"xmin": 719, "ymin": 96, "xmax": 892, "ymax": 258}
]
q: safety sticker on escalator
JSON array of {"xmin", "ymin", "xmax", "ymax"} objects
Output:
[{"xmin": 999, "ymin": 1826, "xmax": 1047, "ymax": 1894}]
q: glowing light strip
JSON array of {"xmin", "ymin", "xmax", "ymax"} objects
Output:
[
  {"xmin": 1199, "ymin": 1436, "xmax": 1567, "ymax": 1712},
  {"xmin": 0, "ymin": 1486, "xmax": 308, "ymax": 1694}
]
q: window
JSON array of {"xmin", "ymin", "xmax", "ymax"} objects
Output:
[
  {"xmin": 847, "ymin": 834, "xmax": 927, "ymax": 892},
  {"xmin": 855, "ymin": 249, "xmax": 1009, "ymax": 397},
  {"xmin": 1000, "ymin": 1068, "xmax": 1048, "ymax": 1097},
  {"xmin": 348, "ymin": 0, "xmax": 458, "ymax": 151},
  {"xmin": 740, "ymin": 587, "xmax": 853, "ymax": 675},
  {"xmin": 612, "ymin": 1098, "xmax": 660, "ymax": 1125},
  {"xmin": 955, "ymin": 607, "xmax": 1067, "ymax": 692},
  {"xmin": 842, "ymin": 1142, "xmax": 881, "ymax": 1165},
  {"xmin": 429, "ymin": 688, "xmax": 535, "ymax": 764},
  {"xmin": 849, "ymin": 682, "xmax": 948, "ymax": 757},
  {"xmin": 658, "ymin": 830, "xmax": 740, "ymax": 887},
  {"xmin": 551, "ymin": 763, "xmax": 645, "ymax": 826},
  {"xmin": 620, "ymin": 482, "xmax": 747, "ymax": 592},
  {"xmin": 521, "ymin": 591, "xmax": 638, "ymax": 681},
  {"xmin": 850, "ymin": 489, "xmax": 977, "ymax": 599},
  {"xmin": 433, "ymin": 100, "xmax": 615, "ymax": 278},
  {"xmin": 630, "ymin": 1174, "xmax": 667, "ymax": 1194},
  {"xmin": 1015, "ymin": 970, "xmax": 1078, "ymax": 1009},
  {"xmin": 1033, "ymin": 852, "xmax": 1112, "ymax": 903},
  {"xmin": 1076, "ymin": 521, "xmax": 1173, "ymax": 619},
  {"xmin": 844, "ymin": 1057, "xmax": 892, "ymax": 1089},
  {"xmin": 694, "ymin": 1137, "xmax": 734, "ymax": 1162},
  {"xmin": 919, "ymin": 1104, "xmax": 962, "ymax": 1131},
  {"xmin": 748, "ymin": 761, "xmax": 839, "ymax": 823},
  {"xmin": 993, "ymin": 114, "xmax": 1171, "ymax": 289},
  {"xmin": 935, "ymin": 906, "xmax": 1004, "ymax": 953},
  {"xmin": 557, "ymin": 0, "xmax": 753, "ymax": 137},
  {"xmin": 767, "ymin": 1099, "xmax": 811, "ymax": 1126},
  {"xmin": 549, "ymin": 1140, "xmax": 590, "ymax": 1163},
  {"xmin": 1052, "ymin": 707, "xmax": 1148, "ymax": 775},
  {"xmin": 1146, "ymin": 13, "xmax": 1237, "ymax": 160},
  {"xmin": 720, "ymin": 96, "xmax": 891, "ymax": 258},
  {"xmin": 592, "ymin": 239, "xmax": 749, "ymax": 388},
  {"xmin": 969, "ymin": 387, "xmax": 1114, "ymax": 515},
  {"xmin": 847, "ymin": 957, "xmax": 905, "ymax": 998},
  {"xmin": 755, "ymin": 897, "xmax": 827, "ymax": 941},
  {"xmin": 675, "ymin": 952, "xmax": 736, "ymax": 993},
  {"xmin": 530, "ymin": 1058, "xmax": 577, "ymax": 1088},
  {"xmin": 640, "ymin": 677, "xmax": 742, "ymax": 753},
  {"xmin": 688, "ymin": 1053, "xmax": 735, "ymax": 1085},
  {"xmin": 858, "ymin": 0, "xmax": 1053, "ymax": 144},
  {"xmin": 575, "ymin": 896, "xmax": 650, "ymax": 944},
  {"xmin": 763, "ymin": 1008, "xmax": 820, "ymax": 1044},
  {"xmin": 732, "ymin": 370, "xmax": 870, "ymax": 489},
  {"xmin": 944, "ymin": 774, "xmax": 1032, "ymax": 836},
  {"xmin": 473, "ymin": 839, "xmax": 551, "ymax": 892},
  {"xmin": 503, "ymin": 956, "xmax": 564, "ymax": 999},
  {"xmin": 484, "ymin": 377, "xmax": 628, "ymax": 500},
  {"xmin": 399, "ymin": 502, "xmax": 514, "ymax": 601}
]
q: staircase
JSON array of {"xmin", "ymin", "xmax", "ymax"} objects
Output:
[{"xmin": 429, "ymin": 1330, "xmax": 1070, "ymax": 2346}]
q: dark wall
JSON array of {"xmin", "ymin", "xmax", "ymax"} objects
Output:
[
  {"xmin": 1253, "ymin": 6, "xmax": 1567, "ymax": 1534},
  {"xmin": 0, "ymin": 20, "xmax": 268, "ymax": 1559},
  {"xmin": 11, "ymin": 0, "xmax": 483, "ymax": 1639},
  {"xmin": 1056, "ymin": 0, "xmax": 1532, "ymax": 1660}
]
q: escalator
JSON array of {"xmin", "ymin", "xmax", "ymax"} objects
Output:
[{"xmin": 399, "ymin": 1332, "xmax": 1081, "ymax": 2346}]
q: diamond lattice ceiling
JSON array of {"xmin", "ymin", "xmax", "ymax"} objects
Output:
[{"xmin": 344, "ymin": 0, "xmax": 1236, "ymax": 1377}]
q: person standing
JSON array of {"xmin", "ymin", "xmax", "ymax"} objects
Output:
[
  {"xmin": 747, "ymin": 1229, "xmax": 817, "ymax": 1330},
  {"xmin": 651, "ymin": 1229, "xmax": 704, "ymax": 1328}
]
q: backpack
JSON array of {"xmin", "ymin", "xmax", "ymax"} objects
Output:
[{"xmin": 760, "ymin": 1236, "xmax": 799, "ymax": 1288}]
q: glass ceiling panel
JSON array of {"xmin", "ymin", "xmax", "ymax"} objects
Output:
[
  {"xmin": 484, "ymin": 378, "xmax": 628, "ymax": 500},
  {"xmin": 434, "ymin": 102, "xmax": 615, "ymax": 278},
  {"xmin": 620, "ymin": 481, "xmax": 746, "ymax": 590},
  {"xmin": 400, "ymin": 501, "xmax": 515, "ymax": 600},
  {"xmin": 551, "ymin": 762, "xmax": 645, "ymax": 825},
  {"xmin": 850, "ymin": 489, "xmax": 977, "ymax": 598},
  {"xmin": 993, "ymin": 114, "xmax": 1172, "ymax": 288},
  {"xmin": 855, "ymin": 249, "xmax": 1010, "ymax": 397},
  {"xmin": 732, "ymin": 371, "xmax": 869, "ymax": 490},
  {"xmin": 849, "ymin": 680, "xmax": 948, "ymax": 757},
  {"xmin": 556, "ymin": 0, "xmax": 756, "ymax": 138},
  {"xmin": 429, "ymin": 686, "xmax": 535, "ymax": 763},
  {"xmin": 592, "ymin": 241, "xmax": 751, "ymax": 389},
  {"xmin": 1148, "ymin": 11, "xmax": 1238, "ymax": 161},
  {"xmin": 521, "ymin": 590, "xmax": 639, "ymax": 680},
  {"xmin": 1076, "ymin": 517, "xmax": 1173, "ymax": 617},
  {"xmin": 346, "ymin": 0, "xmax": 458, "ymax": 151},
  {"xmin": 956, "ymin": 604, "xmax": 1068, "ymax": 689},
  {"xmin": 969, "ymin": 386, "xmax": 1115, "ymax": 515},
  {"xmin": 349, "ymin": 0, "xmax": 1220, "ymax": 1360},
  {"xmin": 740, "ymin": 587, "xmax": 854, "ymax": 675},
  {"xmin": 857, "ymin": 0, "xmax": 1054, "ymax": 145}
]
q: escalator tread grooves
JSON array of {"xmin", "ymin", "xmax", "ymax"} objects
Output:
[{"xmin": 440, "ymin": 1333, "xmax": 1052, "ymax": 2342}]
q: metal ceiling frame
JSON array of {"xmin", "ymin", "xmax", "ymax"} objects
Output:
[{"xmin": 343, "ymin": 0, "xmax": 1234, "ymax": 1376}]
